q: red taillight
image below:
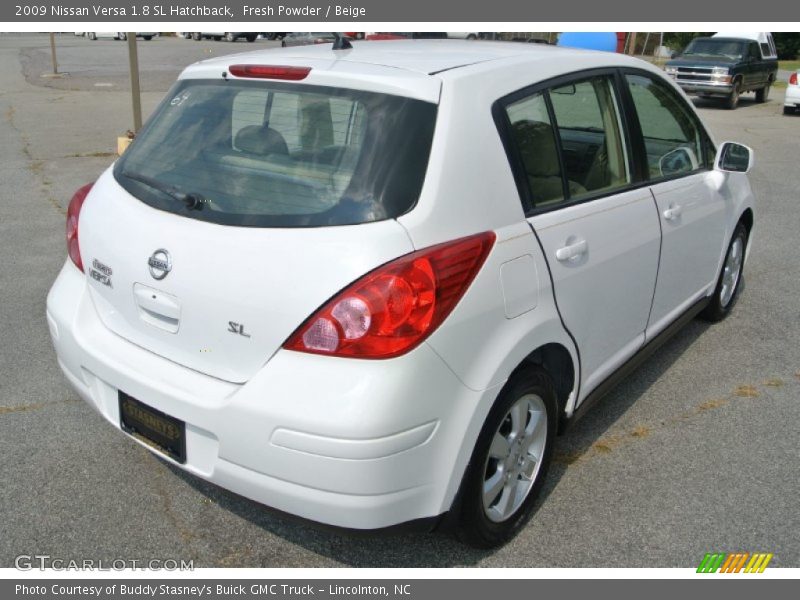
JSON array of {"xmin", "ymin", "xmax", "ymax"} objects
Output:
[
  {"xmin": 283, "ymin": 232, "xmax": 496, "ymax": 359},
  {"xmin": 790, "ymin": 72, "xmax": 798, "ymax": 85},
  {"xmin": 66, "ymin": 183, "xmax": 93, "ymax": 272},
  {"xmin": 228, "ymin": 64, "xmax": 311, "ymax": 80}
]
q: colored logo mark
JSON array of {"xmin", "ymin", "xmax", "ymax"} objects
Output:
[{"xmin": 697, "ymin": 552, "xmax": 773, "ymax": 573}]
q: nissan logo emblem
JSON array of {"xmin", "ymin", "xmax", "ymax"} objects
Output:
[{"xmin": 147, "ymin": 249, "xmax": 172, "ymax": 280}]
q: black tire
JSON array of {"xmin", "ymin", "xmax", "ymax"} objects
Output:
[
  {"xmin": 700, "ymin": 223, "xmax": 747, "ymax": 322},
  {"xmin": 455, "ymin": 367, "xmax": 558, "ymax": 548},
  {"xmin": 143, "ymin": 36, "xmax": 152, "ymax": 41},
  {"xmin": 246, "ymin": 34, "xmax": 257, "ymax": 43},
  {"xmin": 755, "ymin": 82, "xmax": 771, "ymax": 103},
  {"xmin": 213, "ymin": 36, "xmax": 222, "ymax": 42},
  {"xmin": 88, "ymin": 32, "xmax": 97, "ymax": 41},
  {"xmin": 118, "ymin": 32, "xmax": 126, "ymax": 41},
  {"xmin": 725, "ymin": 80, "xmax": 741, "ymax": 110},
  {"xmin": 784, "ymin": 105, "xmax": 795, "ymax": 115},
  {"xmin": 192, "ymin": 32, "xmax": 201, "ymax": 41},
  {"xmin": 467, "ymin": 34, "xmax": 478, "ymax": 40},
  {"xmin": 225, "ymin": 32, "xmax": 236, "ymax": 42}
]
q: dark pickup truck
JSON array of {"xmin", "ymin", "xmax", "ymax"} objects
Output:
[{"xmin": 665, "ymin": 36, "xmax": 778, "ymax": 109}]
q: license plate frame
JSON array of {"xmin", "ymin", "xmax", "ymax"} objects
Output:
[{"xmin": 119, "ymin": 392, "xmax": 186, "ymax": 464}]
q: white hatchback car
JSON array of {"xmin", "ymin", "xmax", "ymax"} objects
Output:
[
  {"xmin": 47, "ymin": 41, "xmax": 755, "ymax": 547},
  {"xmin": 785, "ymin": 70, "xmax": 799, "ymax": 115}
]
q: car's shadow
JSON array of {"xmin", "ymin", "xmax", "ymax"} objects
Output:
[
  {"xmin": 690, "ymin": 95, "xmax": 762, "ymax": 110},
  {"xmin": 166, "ymin": 316, "xmax": 712, "ymax": 567}
]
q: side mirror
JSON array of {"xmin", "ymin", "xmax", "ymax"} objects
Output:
[{"xmin": 715, "ymin": 141, "xmax": 754, "ymax": 173}]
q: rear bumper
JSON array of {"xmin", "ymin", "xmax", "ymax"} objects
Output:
[{"xmin": 47, "ymin": 261, "xmax": 495, "ymax": 529}]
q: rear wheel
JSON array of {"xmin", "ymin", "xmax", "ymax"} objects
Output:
[
  {"xmin": 246, "ymin": 34, "xmax": 257, "ymax": 43},
  {"xmin": 192, "ymin": 32, "xmax": 201, "ymax": 41},
  {"xmin": 118, "ymin": 32, "xmax": 126, "ymax": 41},
  {"xmin": 225, "ymin": 32, "xmax": 236, "ymax": 42},
  {"xmin": 784, "ymin": 106, "xmax": 796, "ymax": 115},
  {"xmin": 88, "ymin": 32, "xmax": 97, "ymax": 41},
  {"xmin": 143, "ymin": 36, "xmax": 152, "ymax": 41},
  {"xmin": 755, "ymin": 82, "xmax": 771, "ymax": 103},
  {"xmin": 213, "ymin": 36, "xmax": 222, "ymax": 42},
  {"xmin": 700, "ymin": 223, "xmax": 747, "ymax": 322},
  {"xmin": 725, "ymin": 80, "xmax": 741, "ymax": 110},
  {"xmin": 456, "ymin": 367, "xmax": 557, "ymax": 548}
]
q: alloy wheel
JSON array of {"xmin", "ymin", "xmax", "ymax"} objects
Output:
[{"xmin": 482, "ymin": 393, "xmax": 548, "ymax": 523}]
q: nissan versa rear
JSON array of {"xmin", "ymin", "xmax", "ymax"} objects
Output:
[{"xmin": 48, "ymin": 41, "xmax": 755, "ymax": 547}]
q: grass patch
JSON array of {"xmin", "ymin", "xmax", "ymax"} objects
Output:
[
  {"xmin": 696, "ymin": 398, "xmax": 728, "ymax": 412},
  {"xmin": 779, "ymin": 60, "xmax": 800, "ymax": 72},
  {"xmin": 734, "ymin": 385, "xmax": 760, "ymax": 398}
]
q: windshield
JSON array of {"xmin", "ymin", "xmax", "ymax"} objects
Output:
[
  {"xmin": 682, "ymin": 39, "xmax": 745, "ymax": 60},
  {"xmin": 114, "ymin": 79, "xmax": 437, "ymax": 227}
]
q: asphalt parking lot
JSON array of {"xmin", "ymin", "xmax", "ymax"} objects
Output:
[{"xmin": 1, "ymin": 33, "xmax": 798, "ymax": 568}]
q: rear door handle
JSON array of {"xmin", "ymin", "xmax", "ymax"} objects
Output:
[
  {"xmin": 663, "ymin": 205, "xmax": 683, "ymax": 220},
  {"xmin": 555, "ymin": 239, "xmax": 588, "ymax": 262}
]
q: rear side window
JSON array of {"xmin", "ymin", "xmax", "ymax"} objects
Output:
[
  {"xmin": 548, "ymin": 77, "xmax": 630, "ymax": 200},
  {"xmin": 625, "ymin": 74, "xmax": 707, "ymax": 179},
  {"xmin": 505, "ymin": 92, "xmax": 566, "ymax": 207},
  {"xmin": 501, "ymin": 74, "xmax": 630, "ymax": 211},
  {"xmin": 115, "ymin": 80, "xmax": 437, "ymax": 227}
]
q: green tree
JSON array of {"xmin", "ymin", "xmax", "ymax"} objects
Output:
[
  {"xmin": 773, "ymin": 33, "xmax": 800, "ymax": 59},
  {"xmin": 663, "ymin": 32, "xmax": 713, "ymax": 53}
]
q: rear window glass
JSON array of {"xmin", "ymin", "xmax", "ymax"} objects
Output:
[{"xmin": 114, "ymin": 79, "xmax": 437, "ymax": 227}]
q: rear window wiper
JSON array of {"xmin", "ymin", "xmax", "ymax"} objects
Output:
[{"xmin": 121, "ymin": 169, "xmax": 206, "ymax": 211}]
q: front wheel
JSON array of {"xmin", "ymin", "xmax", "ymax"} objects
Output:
[
  {"xmin": 700, "ymin": 223, "xmax": 747, "ymax": 322},
  {"xmin": 225, "ymin": 32, "xmax": 236, "ymax": 42},
  {"xmin": 455, "ymin": 367, "xmax": 557, "ymax": 548},
  {"xmin": 88, "ymin": 32, "xmax": 97, "ymax": 40},
  {"xmin": 142, "ymin": 36, "xmax": 152, "ymax": 41},
  {"xmin": 246, "ymin": 34, "xmax": 257, "ymax": 42},
  {"xmin": 192, "ymin": 32, "xmax": 201, "ymax": 41},
  {"xmin": 117, "ymin": 32, "xmax": 126, "ymax": 41},
  {"xmin": 725, "ymin": 80, "xmax": 741, "ymax": 110}
]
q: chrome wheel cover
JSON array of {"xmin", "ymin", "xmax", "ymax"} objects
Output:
[
  {"xmin": 482, "ymin": 393, "xmax": 547, "ymax": 523},
  {"xmin": 720, "ymin": 235, "xmax": 744, "ymax": 308}
]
